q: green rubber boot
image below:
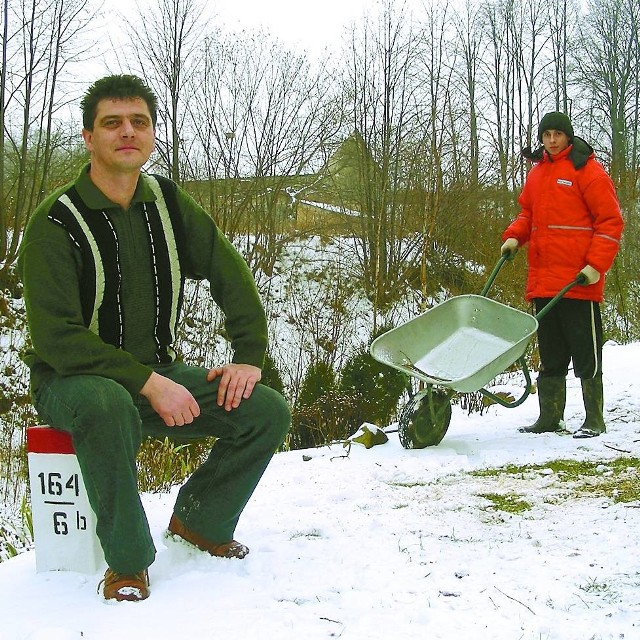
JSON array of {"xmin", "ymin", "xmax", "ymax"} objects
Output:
[
  {"xmin": 518, "ymin": 376, "xmax": 566, "ymax": 434},
  {"xmin": 573, "ymin": 375, "xmax": 606, "ymax": 438}
]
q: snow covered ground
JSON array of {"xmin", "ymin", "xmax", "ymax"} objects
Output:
[{"xmin": 1, "ymin": 340, "xmax": 640, "ymax": 640}]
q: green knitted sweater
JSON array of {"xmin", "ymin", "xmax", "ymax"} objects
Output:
[{"xmin": 18, "ymin": 165, "xmax": 267, "ymax": 395}]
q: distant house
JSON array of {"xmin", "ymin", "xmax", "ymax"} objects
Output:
[
  {"xmin": 294, "ymin": 130, "xmax": 382, "ymax": 232},
  {"xmin": 184, "ymin": 131, "xmax": 381, "ymax": 235}
]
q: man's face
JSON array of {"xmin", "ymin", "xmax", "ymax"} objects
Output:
[
  {"xmin": 541, "ymin": 129, "xmax": 570, "ymax": 156},
  {"xmin": 82, "ymin": 98, "xmax": 155, "ymax": 174}
]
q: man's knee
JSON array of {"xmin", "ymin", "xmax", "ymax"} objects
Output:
[
  {"xmin": 70, "ymin": 377, "xmax": 139, "ymax": 432},
  {"xmin": 251, "ymin": 384, "xmax": 291, "ymax": 446}
]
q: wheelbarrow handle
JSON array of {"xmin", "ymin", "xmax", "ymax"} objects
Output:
[
  {"xmin": 534, "ymin": 274, "xmax": 588, "ymax": 321},
  {"xmin": 480, "ymin": 254, "xmax": 510, "ymax": 297},
  {"xmin": 481, "ymin": 255, "xmax": 588, "ymax": 312}
]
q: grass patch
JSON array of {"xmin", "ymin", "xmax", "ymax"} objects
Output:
[
  {"xmin": 578, "ymin": 576, "xmax": 619, "ymax": 603},
  {"xmin": 136, "ymin": 436, "xmax": 216, "ymax": 493},
  {"xmin": 290, "ymin": 529, "xmax": 323, "ymax": 540},
  {"xmin": 471, "ymin": 456, "xmax": 640, "ymax": 504},
  {"xmin": 387, "ymin": 481, "xmax": 431, "ymax": 488},
  {"xmin": 478, "ymin": 492, "xmax": 533, "ymax": 514}
]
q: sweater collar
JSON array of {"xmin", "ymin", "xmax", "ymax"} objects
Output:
[{"xmin": 75, "ymin": 163, "xmax": 158, "ymax": 210}]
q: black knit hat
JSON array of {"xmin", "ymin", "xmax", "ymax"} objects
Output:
[{"xmin": 538, "ymin": 111, "xmax": 574, "ymax": 143}]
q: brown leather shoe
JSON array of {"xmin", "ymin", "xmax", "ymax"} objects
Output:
[
  {"xmin": 167, "ymin": 514, "xmax": 249, "ymax": 559},
  {"xmin": 101, "ymin": 568, "xmax": 149, "ymax": 602}
]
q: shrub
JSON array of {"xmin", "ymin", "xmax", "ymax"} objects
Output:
[
  {"xmin": 260, "ymin": 352, "xmax": 285, "ymax": 395},
  {"xmin": 339, "ymin": 329, "xmax": 409, "ymax": 428},
  {"xmin": 288, "ymin": 361, "xmax": 352, "ymax": 450},
  {"xmin": 289, "ymin": 389, "xmax": 363, "ymax": 450},
  {"xmin": 296, "ymin": 360, "xmax": 336, "ymax": 407}
]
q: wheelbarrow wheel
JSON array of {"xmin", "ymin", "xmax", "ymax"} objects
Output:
[{"xmin": 398, "ymin": 387, "xmax": 452, "ymax": 449}]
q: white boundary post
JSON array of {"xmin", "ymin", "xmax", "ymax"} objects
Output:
[{"xmin": 27, "ymin": 425, "xmax": 105, "ymax": 574}]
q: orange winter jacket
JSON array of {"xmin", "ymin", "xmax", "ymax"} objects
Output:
[{"xmin": 502, "ymin": 138, "xmax": 624, "ymax": 303}]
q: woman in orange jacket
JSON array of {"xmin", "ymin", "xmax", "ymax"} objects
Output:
[{"xmin": 501, "ymin": 111, "xmax": 624, "ymax": 438}]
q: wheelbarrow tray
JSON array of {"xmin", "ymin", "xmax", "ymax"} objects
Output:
[{"xmin": 370, "ymin": 294, "xmax": 538, "ymax": 393}]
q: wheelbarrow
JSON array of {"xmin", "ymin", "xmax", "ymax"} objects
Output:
[{"xmin": 370, "ymin": 255, "xmax": 586, "ymax": 448}]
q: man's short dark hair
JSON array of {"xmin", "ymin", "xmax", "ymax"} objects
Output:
[{"xmin": 81, "ymin": 74, "xmax": 158, "ymax": 130}]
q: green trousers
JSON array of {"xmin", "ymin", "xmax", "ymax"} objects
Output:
[{"xmin": 32, "ymin": 362, "xmax": 291, "ymax": 574}]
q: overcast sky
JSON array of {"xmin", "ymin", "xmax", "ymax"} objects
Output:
[
  {"xmin": 98, "ymin": 0, "xmax": 375, "ymax": 66},
  {"xmin": 76, "ymin": 0, "xmax": 395, "ymax": 117},
  {"xmin": 214, "ymin": 0, "xmax": 373, "ymax": 56}
]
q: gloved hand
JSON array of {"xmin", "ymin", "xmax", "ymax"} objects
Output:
[
  {"xmin": 500, "ymin": 238, "xmax": 519, "ymax": 260},
  {"xmin": 578, "ymin": 265, "xmax": 600, "ymax": 285}
]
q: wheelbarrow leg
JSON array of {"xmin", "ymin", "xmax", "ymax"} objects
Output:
[{"xmin": 518, "ymin": 376, "xmax": 565, "ymax": 434}]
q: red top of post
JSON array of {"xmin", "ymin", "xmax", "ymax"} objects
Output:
[{"xmin": 26, "ymin": 425, "xmax": 75, "ymax": 454}]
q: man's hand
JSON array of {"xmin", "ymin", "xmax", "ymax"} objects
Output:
[
  {"xmin": 207, "ymin": 363, "xmax": 262, "ymax": 411},
  {"xmin": 579, "ymin": 265, "xmax": 601, "ymax": 285},
  {"xmin": 140, "ymin": 371, "xmax": 200, "ymax": 426},
  {"xmin": 500, "ymin": 238, "xmax": 519, "ymax": 260}
]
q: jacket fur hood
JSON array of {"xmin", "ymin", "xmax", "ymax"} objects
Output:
[{"xmin": 520, "ymin": 136, "xmax": 594, "ymax": 169}]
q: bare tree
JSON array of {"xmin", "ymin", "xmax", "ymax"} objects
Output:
[
  {"xmin": 507, "ymin": 0, "xmax": 553, "ymax": 175},
  {"xmin": 547, "ymin": 0, "xmax": 578, "ymax": 112},
  {"xmin": 341, "ymin": 0, "xmax": 426, "ymax": 318},
  {"xmin": 480, "ymin": 0, "xmax": 515, "ymax": 191},
  {"xmin": 186, "ymin": 31, "xmax": 342, "ymax": 276},
  {"xmin": 479, "ymin": 0, "xmax": 554, "ymax": 190},
  {"xmin": 128, "ymin": 0, "xmax": 205, "ymax": 183},
  {"xmin": 577, "ymin": 0, "xmax": 640, "ymax": 201},
  {"xmin": 410, "ymin": 2, "xmax": 467, "ymax": 310},
  {"xmin": 451, "ymin": 0, "xmax": 483, "ymax": 186},
  {"xmin": 1, "ymin": 0, "xmax": 93, "ymax": 277}
]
